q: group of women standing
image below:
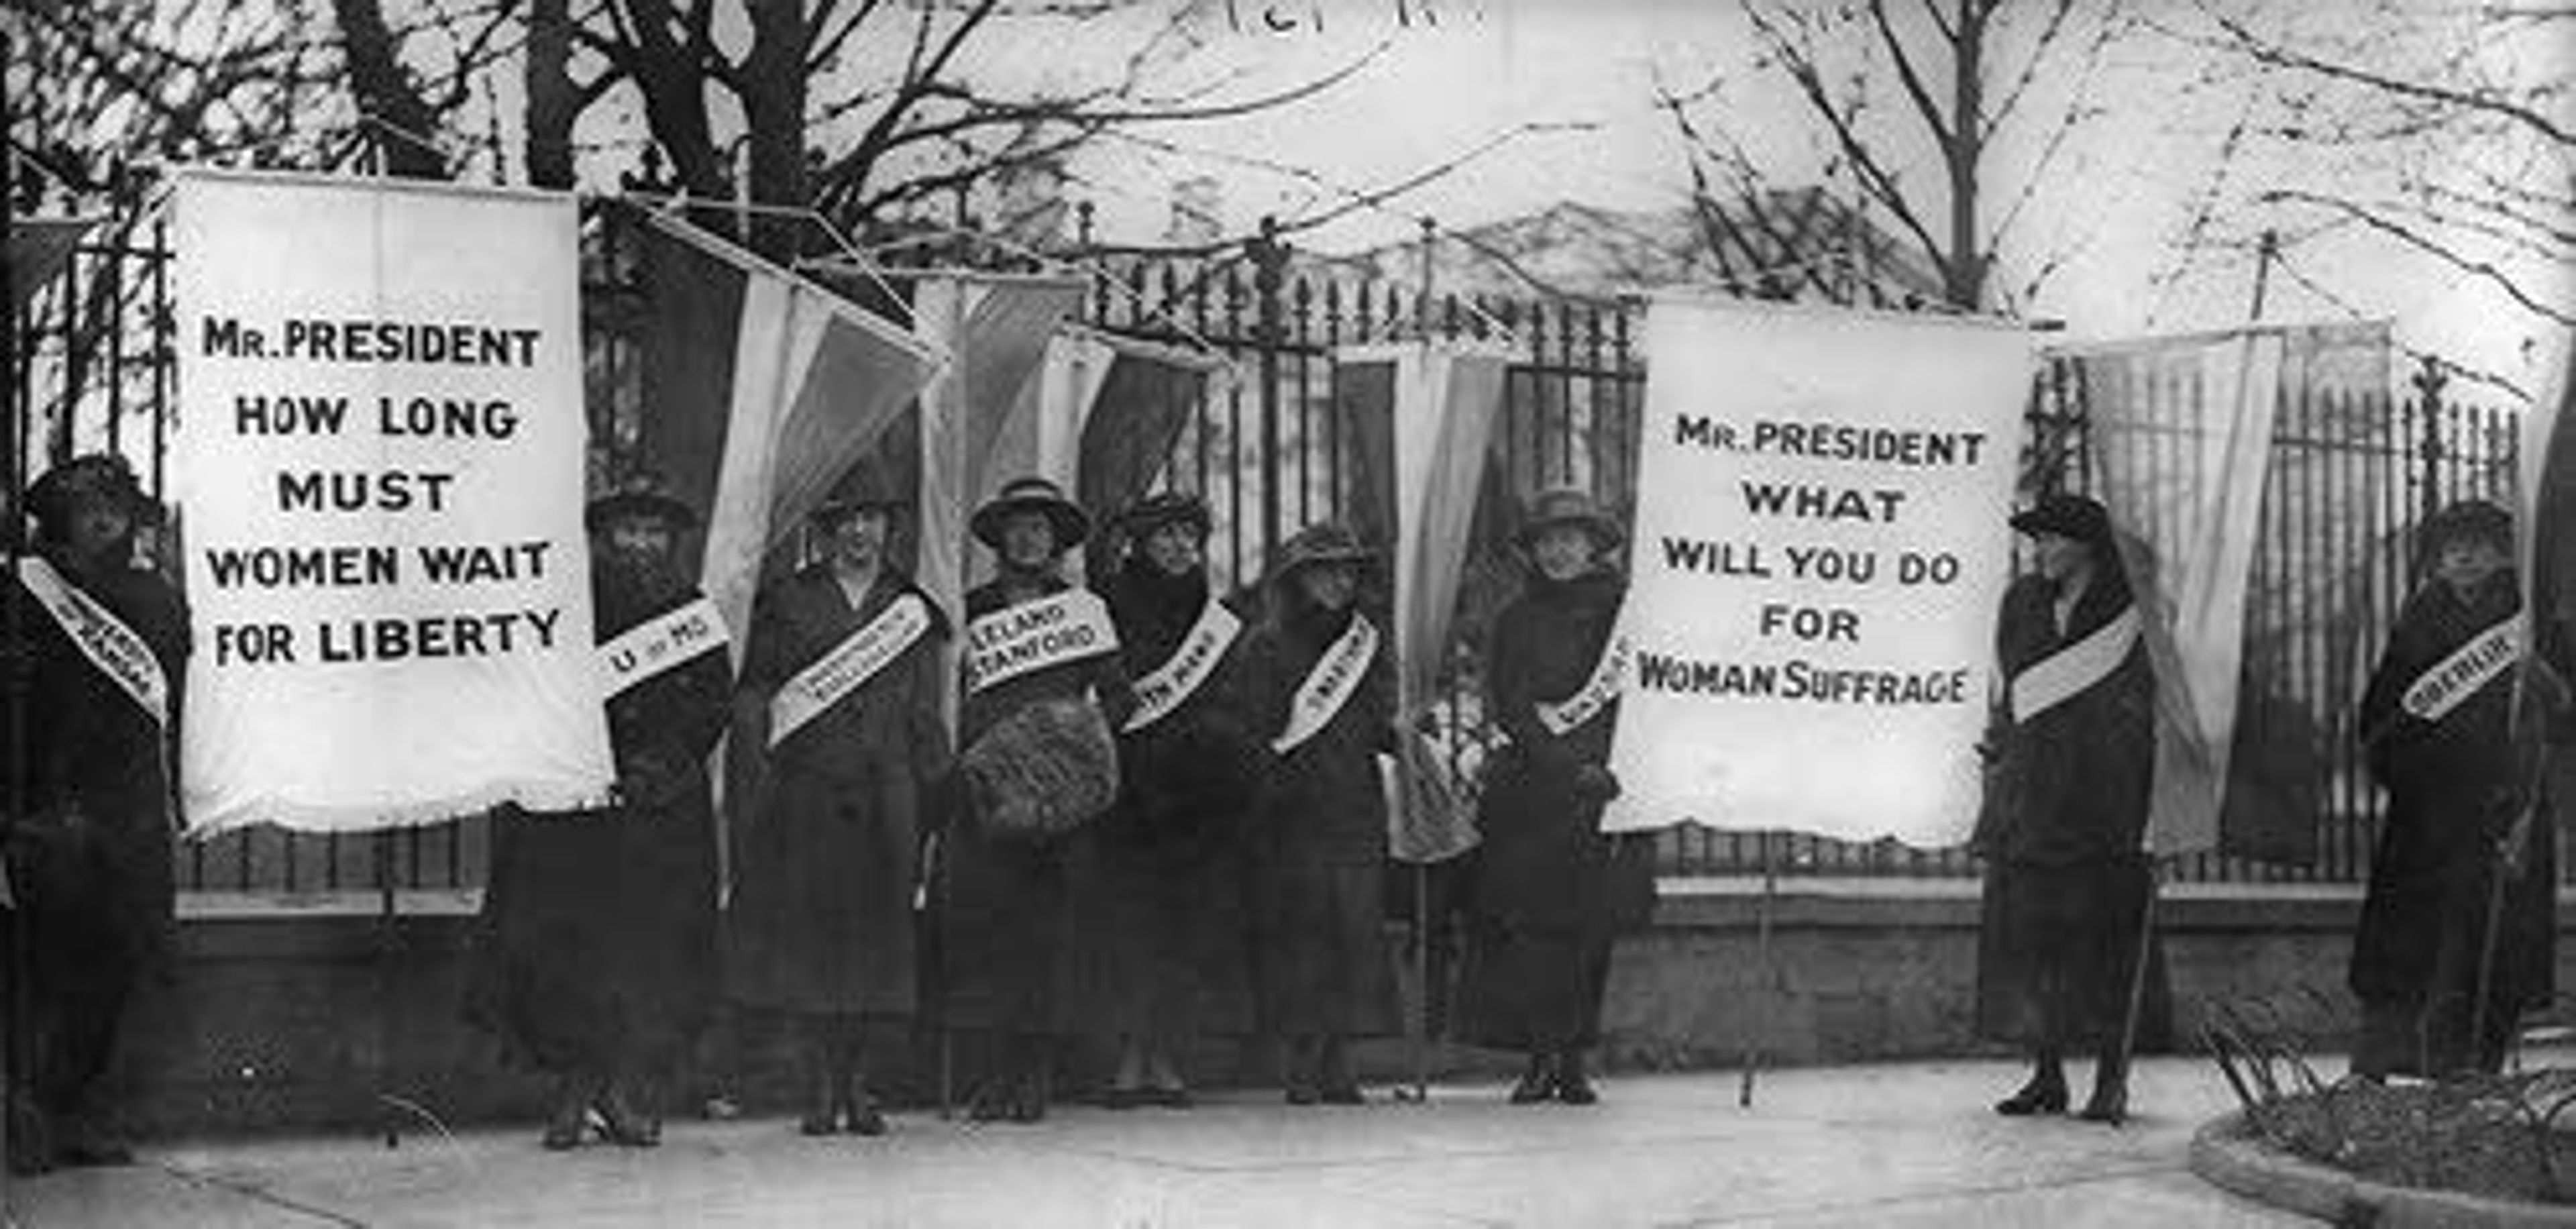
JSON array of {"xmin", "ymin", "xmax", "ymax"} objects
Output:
[{"xmin": 472, "ymin": 471, "xmax": 1649, "ymax": 1147}]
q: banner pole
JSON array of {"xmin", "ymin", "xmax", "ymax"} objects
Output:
[
  {"xmin": 376, "ymin": 827, "xmax": 401, "ymax": 1148},
  {"xmin": 2110, "ymin": 857, "xmax": 2163, "ymax": 1126},
  {"xmin": 1409, "ymin": 860, "xmax": 1430, "ymax": 1104},
  {"xmin": 3, "ymin": 266, "xmax": 30, "ymax": 1185},
  {"xmin": 1738, "ymin": 829, "xmax": 1776, "ymax": 1109}
]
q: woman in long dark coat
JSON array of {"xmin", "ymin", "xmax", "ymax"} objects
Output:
[
  {"xmin": 1457, "ymin": 487, "xmax": 1638, "ymax": 1106},
  {"xmin": 939, "ymin": 476, "xmax": 1131, "ymax": 1122},
  {"xmin": 4, "ymin": 454, "xmax": 184, "ymax": 1175},
  {"xmin": 2349, "ymin": 499, "xmax": 2561, "ymax": 1078},
  {"xmin": 727, "ymin": 479, "xmax": 951, "ymax": 1136},
  {"xmin": 1242, "ymin": 521, "xmax": 1400, "ymax": 1104},
  {"xmin": 1974, "ymin": 493, "xmax": 2155, "ymax": 1124},
  {"xmin": 1066, "ymin": 493, "xmax": 1260, "ymax": 1108},
  {"xmin": 470, "ymin": 475, "xmax": 731, "ymax": 1149}
]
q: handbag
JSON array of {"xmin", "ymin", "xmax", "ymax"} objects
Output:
[{"xmin": 960, "ymin": 694, "xmax": 1121, "ymax": 840}]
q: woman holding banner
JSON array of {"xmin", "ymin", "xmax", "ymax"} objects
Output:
[
  {"xmin": 727, "ymin": 475, "xmax": 951, "ymax": 1137},
  {"xmin": 1974, "ymin": 493, "xmax": 2153, "ymax": 1124},
  {"xmin": 1242, "ymin": 521, "xmax": 1401, "ymax": 1105},
  {"xmin": 1457, "ymin": 487, "xmax": 1647, "ymax": 1106},
  {"xmin": 2349, "ymin": 499, "xmax": 2560, "ymax": 1078},
  {"xmin": 941, "ymin": 476, "xmax": 1132, "ymax": 1123},
  {"xmin": 1066, "ymin": 493, "xmax": 1259, "ymax": 1108},
  {"xmin": 3, "ymin": 454, "xmax": 184, "ymax": 1175},
  {"xmin": 471, "ymin": 475, "xmax": 732, "ymax": 1150}
]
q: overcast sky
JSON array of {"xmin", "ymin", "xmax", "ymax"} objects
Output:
[{"xmin": 939, "ymin": 0, "xmax": 2566, "ymax": 400}]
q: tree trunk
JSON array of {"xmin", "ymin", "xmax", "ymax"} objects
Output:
[
  {"xmin": 741, "ymin": 0, "xmax": 812, "ymax": 260},
  {"xmin": 525, "ymin": 0, "xmax": 576, "ymax": 189},
  {"xmin": 332, "ymin": 0, "xmax": 449, "ymax": 179},
  {"xmin": 1943, "ymin": 0, "xmax": 1988, "ymax": 310}
]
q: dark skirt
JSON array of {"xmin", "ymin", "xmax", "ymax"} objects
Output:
[
  {"xmin": 1251, "ymin": 859, "xmax": 1401, "ymax": 1038},
  {"xmin": 1974, "ymin": 857, "xmax": 2160, "ymax": 1050},
  {"xmin": 934, "ymin": 820, "xmax": 1072, "ymax": 1034},
  {"xmin": 1062, "ymin": 829, "xmax": 1254, "ymax": 1045},
  {"xmin": 727, "ymin": 765, "xmax": 922, "ymax": 1019},
  {"xmin": 469, "ymin": 804, "xmax": 718, "ymax": 1075}
]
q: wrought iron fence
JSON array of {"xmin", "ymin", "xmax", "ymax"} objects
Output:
[{"xmin": 5, "ymin": 190, "xmax": 2533, "ymax": 892}]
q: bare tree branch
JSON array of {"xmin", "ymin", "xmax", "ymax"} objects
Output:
[{"xmin": 2260, "ymin": 187, "xmax": 2575, "ymax": 327}]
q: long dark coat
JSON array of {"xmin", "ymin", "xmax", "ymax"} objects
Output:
[
  {"xmin": 726, "ymin": 566, "xmax": 951, "ymax": 1019},
  {"xmin": 2349, "ymin": 573, "xmax": 2555, "ymax": 1074},
  {"xmin": 3, "ymin": 551, "xmax": 185, "ymax": 1114},
  {"xmin": 470, "ymin": 567, "xmax": 733, "ymax": 1075},
  {"xmin": 1456, "ymin": 569, "xmax": 1636, "ymax": 1053},
  {"xmin": 1063, "ymin": 564, "xmax": 1260, "ymax": 1045},
  {"xmin": 935, "ymin": 571, "xmax": 1130, "ymax": 1034},
  {"xmin": 1974, "ymin": 571, "xmax": 2157, "ymax": 1049},
  {"xmin": 1240, "ymin": 597, "xmax": 1401, "ymax": 1038}
]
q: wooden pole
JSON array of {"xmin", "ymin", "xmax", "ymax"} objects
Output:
[
  {"xmin": 376, "ymin": 829, "xmax": 401, "ymax": 1148},
  {"xmin": 2109, "ymin": 859, "xmax": 2163, "ymax": 1127},
  {"xmin": 1738, "ymin": 830, "xmax": 1778, "ymax": 1108}
]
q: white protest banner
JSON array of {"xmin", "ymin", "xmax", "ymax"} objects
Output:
[
  {"xmin": 1603, "ymin": 298, "xmax": 2032, "ymax": 843},
  {"xmin": 174, "ymin": 169, "xmax": 615, "ymax": 834}
]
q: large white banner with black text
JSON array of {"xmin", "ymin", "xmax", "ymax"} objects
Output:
[{"xmin": 1603, "ymin": 299, "xmax": 2032, "ymax": 843}]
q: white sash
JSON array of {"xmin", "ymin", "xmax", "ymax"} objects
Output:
[
  {"xmin": 2008, "ymin": 604, "xmax": 2140, "ymax": 724},
  {"xmin": 769, "ymin": 592, "xmax": 933, "ymax": 747},
  {"xmin": 16, "ymin": 555, "xmax": 168, "ymax": 727},
  {"xmin": 1535, "ymin": 633, "xmax": 1631, "ymax": 738},
  {"xmin": 962, "ymin": 588, "xmax": 1119, "ymax": 696},
  {"xmin": 598, "ymin": 595, "xmax": 730, "ymax": 702},
  {"xmin": 2400, "ymin": 614, "xmax": 2522, "ymax": 724},
  {"xmin": 1272, "ymin": 614, "xmax": 1378, "ymax": 754},
  {"xmin": 1123, "ymin": 599, "xmax": 1243, "ymax": 734}
]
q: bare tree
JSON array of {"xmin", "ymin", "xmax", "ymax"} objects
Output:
[
  {"xmin": 1660, "ymin": 0, "xmax": 2135, "ymax": 312},
  {"xmin": 2167, "ymin": 1, "xmax": 2572, "ymax": 343}
]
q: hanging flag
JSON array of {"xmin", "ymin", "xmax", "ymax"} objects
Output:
[
  {"xmin": 1049, "ymin": 325, "xmax": 1227, "ymax": 527},
  {"xmin": 172, "ymin": 170, "xmax": 614, "ymax": 833},
  {"xmin": 9, "ymin": 215, "xmax": 101, "ymax": 311},
  {"xmin": 1603, "ymin": 298, "xmax": 2033, "ymax": 844},
  {"xmin": 2526, "ymin": 337, "xmax": 2573, "ymax": 712},
  {"xmin": 629, "ymin": 209, "xmax": 945, "ymax": 662},
  {"xmin": 1336, "ymin": 341, "xmax": 1514, "ymax": 862},
  {"xmin": 2061, "ymin": 323, "xmax": 2381, "ymax": 861}
]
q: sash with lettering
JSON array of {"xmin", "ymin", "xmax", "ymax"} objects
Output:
[
  {"xmin": 962, "ymin": 588, "xmax": 1119, "ymax": 696},
  {"xmin": 2400, "ymin": 613, "xmax": 2522, "ymax": 725},
  {"xmin": 2008, "ymin": 604, "xmax": 2141, "ymax": 724},
  {"xmin": 599, "ymin": 595, "xmax": 730, "ymax": 702},
  {"xmin": 1271, "ymin": 613, "xmax": 1378, "ymax": 755},
  {"xmin": 1535, "ymin": 633, "xmax": 1631, "ymax": 738},
  {"xmin": 17, "ymin": 555, "xmax": 169, "ymax": 727},
  {"xmin": 1123, "ymin": 598, "xmax": 1243, "ymax": 734},
  {"xmin": 769, "ymin": 591, "xmax": 934, "ymax": 747}
]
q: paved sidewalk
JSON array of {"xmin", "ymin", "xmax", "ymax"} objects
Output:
[{"xmin": 5, "ymin": 1057, "xmax": 2307, "ymax": 1228}]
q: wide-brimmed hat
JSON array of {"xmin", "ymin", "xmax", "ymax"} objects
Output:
[
  {"xmin": 1513, "ymin": 485, "xmax": 1621, "ymax": 552},
  {"xmin": 810, "ymin": 461, "xmax": 907, "ymax": 527},
  {"xmin": 28, "ymin": 453, "xmax": 161, "ymax": 533},
  {"xmin": 1116, "ymin": 491, "xmax": 1212, "ymax": 540},
  {"xmin": 2008, "ymin": 493, "xmax": 2114, "ymax": 551},
  {"xmin": 2415, "ymin": 498, "xmax": 2514, "ymax": 557},
  {"xmin": 585, "ymin": 472, "xmax": 698, "ymax": 533},
  {"xmin": 971, "ymin": 475, "xmax": 1089, "ymax": 552},
  {"xmin": 1271, "ymin": 521, "xmax": 1375, "ymax": 580}
]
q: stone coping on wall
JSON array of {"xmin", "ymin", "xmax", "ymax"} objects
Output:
[{"xmin": 2190, "ymin": 1111, "xmax": 2576, "ymax": 1228}]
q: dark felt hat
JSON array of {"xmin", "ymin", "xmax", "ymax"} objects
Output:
[
  {"xmin": 1271, "ymin": 521, "xmax": 1375, "ymax": 580},
  {"xmin": 2009, "ymin": 493, "xmax": 2114, "ymax": 551},
  {"xmin": 1513, "ymin": 485, "xmax": 1622, "ymax": 551},
  {"xmin": 1116, "ymin": 491, "xmax": 1212, "ymax": 539},
  {"xmin": 2416, "ymin": 498, "xmax": 2514, "ymax": 555},
  {"xmin": 585, "ymin": 472, "xmax": 699, "ymax": 533},
  {"xmin": 971, "ymin": 475, "xmax": 1089, "ymax": 552},
  {"xmin": 28, "ymin": 453, "xmax": 161, "ymax": 533}
]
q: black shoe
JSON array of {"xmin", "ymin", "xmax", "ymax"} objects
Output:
[
  {"xmin": 845, "ymin": 1104, "xmax": 888, "ymax": 1136},
  {"xmin": 1553, "ymin": 1061, "xmax": 1600, "ymax": 1107},
  {"xmin": 2076, "ymin": 1082, "xmax": 2128, "ymax": 1125},
  {"xmin": 1994, "ymin": 1079, "xmax": 2070, "ymax": 1117},
  {"xmin": 1510, "ymin": 1055, "xmax": 1556, "ymax": 1106},
  {"xmin": 541, "ymin": 1087, "xmax": 589, "ymax": 1151},
  {"xmin": 1285, "ymin": 1083, "xmax": 1320, "ymax": 1106},
  {"xmin": 1143, "ymin": 1085, "xmax": 1193, "ymax": 1110},
  {"xmin": 594, "ymin": 1085, "xmax": 659, "ymax": 1148},
  {"xmin": 1100, "ymin": 1085, "xmax": 1144, "ymax": 1110},
  {"xmin": 967, "ymin": 1082, "xmax": 1015, "ymax": 1123},
  {"xmin": 1318, "ymin": 1083, "xmax": 1365, "ymax": 1106},
  {"xmin": 53, "ymin": 1131, "xmax": 135, "ymax": 1168}
]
